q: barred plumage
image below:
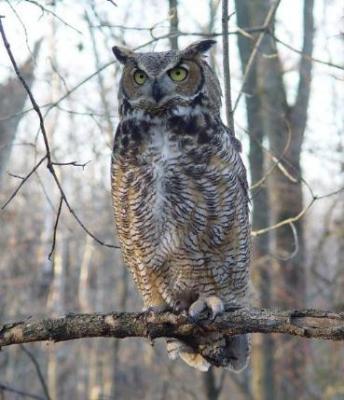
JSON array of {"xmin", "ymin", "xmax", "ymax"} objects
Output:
[{"xmin": 111, "ymin": 40, "xmax": 251, "ymax": 371}]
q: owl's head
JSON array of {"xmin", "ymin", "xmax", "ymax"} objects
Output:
[{"xmin": 112, "ymin": 40, "xmax": 221, "ymax": 113}]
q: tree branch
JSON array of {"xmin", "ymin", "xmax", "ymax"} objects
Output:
[
  {"xmin": 0, "ymin": 383, "xmax": 45, "ymax": 400},
  {"xmin": 290, "ymin": 0, "xmax": 314, "ymax": 142},
  {"xmin": 20, "ymin": 345, "xmax": 52, "ymax": 400},
  {"xmin": 221, "ymin": 0, "xmax": 234, "ymax": 132},
  {"xmin": 1, "ymin": 308, "xmax": 344, "ymax": 350},
  {"xmin": 232, "ymin": 0, "xmax": 281, "ymax": 113},
  {"xmin": 168, "ymin": 0, "xmax": 179, "ymax": 50},
  {"xmin": 0, "ymin": 18, "xmax": 118, "ymax": 250}
]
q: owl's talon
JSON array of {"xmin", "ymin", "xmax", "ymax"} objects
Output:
[
  {"xmin": 173, "ymin": 290, "xmax": 200, "ymax": 314},
  {"xmin": 189, "ymin": 295, "xmax": 224, "ymax": 321},
  {"xmin": 206, "ymin": 295, "xmax": 224, "ymax": 319},
  {"xmin": 189, "ymin": 299, "xmax": 207, "ymax": 319},
  {"xmin": 166, "ymin": 339, "xmax": 210, "ymax": 371}
]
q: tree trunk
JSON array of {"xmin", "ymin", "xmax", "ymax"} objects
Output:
[
  {"xmin": 168, "ymin": 0, "xmax": 179, "ymax": 50},
  {"xmin": 0, "ymin": 41, "xmax": 41, "ymax": 184},
  {"xmin": 266, "ymin": 2, "xmax": 314, "ymax": 398},
  {"xmin": 202, "ymin": 368, "xmax": 224, "ymax": 400},
  {"xmin": 235, "ymin": 1, "xmax": 274, "ymax": 399},
  {"xmin": 235, "ymin": 0, "xmax": 314, "ymax": 398}
]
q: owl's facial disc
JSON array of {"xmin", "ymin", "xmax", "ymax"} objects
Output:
[
  {"xmin": 124, "ymin": 61, "xmax": 202, "ymax": 109},
  {"xmin": 148, "ymin": 63, "xmax": 191, "ymax": 104},
  {"xmin": 113, "ymin": 40, "xmax": 218, "ymax": 111},
  {"xmin": 152, "ymin": 80, "xmax": 164, "ymax": 103}
]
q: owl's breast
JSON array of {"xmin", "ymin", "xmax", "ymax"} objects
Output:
[
  {"xmin": 113, "ymin": 125, "xmax": 191, "ymax": 249},
  {"xmin": 112, "ymin": 109, "xmax": 244, "ymax": 265}
]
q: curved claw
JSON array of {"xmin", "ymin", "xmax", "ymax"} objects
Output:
[
  {"xmin": 189, "ymin": 295, "xmax": 224, "ymax": 321},
  {"xmin": 206, "ymin": 296, "xmax": 224, "ymax": 319}
]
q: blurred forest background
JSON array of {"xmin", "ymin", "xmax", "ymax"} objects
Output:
[{"xmin": 0, "ymin": 0, "xmax": 343, "ymax": 399}]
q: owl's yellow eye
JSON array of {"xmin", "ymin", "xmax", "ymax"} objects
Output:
[
  {"xmin": 133, "ymin": 70, "xmax": 147, "ymax": 85},
  {"xmin": 168, "ymin": 66, "xmax": 188, "ymax": 82}
]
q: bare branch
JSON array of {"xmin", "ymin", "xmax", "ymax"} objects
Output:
[
  {"xmin": 168, "ymin": 0, "xmax": 179, "ymax": 50},
  {"xmin": 251, "ymin": 185, "xmax": 344, "ymax": 237},
  {"xmin": 0, "ymin": 19, "xmax": 118, "ymax": 250},
  {"xmin": 48, "ymin": 196, "xmax": 63, "ymax": 260},
  {"xmin": 0, "ymin": 383, "xmax": 45, "ymax": 400},
  {"xmin": 85, "ymin": 11, "xmax": 115, "ymax": 143},
  {"xmin": 24, "ymin": 0, "xmax": 83, "ymax": 34},
  {"xmin": 233, "ymin": 0, "xmax": 281, "ymax": 113},
  {"xmin": 1, "ymin": 309, "xmax": 344, "ymax": 351},
  {"xmin": 20, "ymin": 345, "xmax": 51, "ymax": 400},
  {"xmin": 1, "ymin": 155, "xmax": 47, "ymax": 210},
  {"xmin": 272, "ymin": 33, "xmax": 344, "ymax": 72},
  {"xmin": 51, "ymin": 160, "xmax": 91, "ymax": 169},
  {"xmin": 221, "ymin": 0, "xmax": 234, "ymax": 132},
  {"xmin": 2, "ymin": 24, "xmax": 341, "ymax": 125}
]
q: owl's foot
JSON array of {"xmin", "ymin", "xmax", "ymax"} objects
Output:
[
  {"xmin": 173, "ymin": 289, "xmax": 200, "ymax": 314},
  {"xmin": 180, "ymin": 350, "xmax": 210, "ymax": 372},
  {"xmin": 189, "ymin": 295, "xmax": 224, "ymax": 320},
  {"xmin": 166, "ymin": 339, "xmax": 210, "ymax": 372}
]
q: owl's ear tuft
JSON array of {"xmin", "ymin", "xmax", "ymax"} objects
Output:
[
  {"xmin": 181, "ymin": 40, "xmax": 216, "ymax": 57},
  {"xmin": 112, "ymin": 46, "xmax": 134, "ymax": 64}
]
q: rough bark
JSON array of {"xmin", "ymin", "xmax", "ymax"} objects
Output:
[
  {"xmin": 168, "ymin": 0, "xmax": 179, "ymax": 50},
  {"xmin": 0, "ymin": 40, "xmax": 41, "ymax": 182},
  {"xmin": 234, "ymin": 1, "xmax": 275, "ymax": 399},
  {"xmin": 235, "ymin": 1, "xmax": 314, "ymax": 398},
  {"xmin": 264, "ymin": 2, "xmax": 314, "ymax": 398},
  {"xmin": 1, "ymin": 308, "xmax": 343, "ymax": 349},
  {"xmin": 221, "ymin": 0, "xmax": 234, "ymax": 132}
]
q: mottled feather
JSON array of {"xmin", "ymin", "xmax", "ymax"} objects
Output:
[{"xmin": 111, "ymin": 40, "xmax": 251, "ymax": 371}]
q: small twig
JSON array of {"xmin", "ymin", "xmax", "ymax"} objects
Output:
[
  {"xmin": 48, "ymin": 196, "xmax": 63, "ymax": 261},
  {"xmin": 221, "ymin": 0, "xmax": 234, "ymax": 132},
  {"xmin": 107, "ymin": 0, "xmax": 118, "ymax": 6},
  {"xmin": 7, "ymin": 172, "xmax": 25, "ymax": 180},
  {"xmin": 20, "ymin": 345, "xmax": 52, "ymax": 400},
  {"xmin": 227, "ymin": 11, "xmax": 236, "ymax": 21},
  {"xmin": 251, "ymin": 185, "xmax": 344, "ymax": 237},
  {"xmin": 0, "ymin": 19, "xmax": 118, "ymax": 249},
  {"xmin": 272, "ymin": 33, "xmax": 344, "ymax": 71},
  {"xmin": 0, "ymin": 383, "xmax": 45, "ymax": 400},
  {"xmin": 233, "ymin": 0, "xmax": 281, "ymax": 113},
  {"xmin": 316, "ymin": 185, "xmax": 344, "ymax": 200},
  {"xmin": 24, "ymin": 0, "xmax": 82, "ymax": 34},
  {"xmin": 271, "ymin": 155, "xmax": 298, "ymax": 183},
  {"xmin": 51, "ymin": 160, "xmax": 91, "ymax": 169},
  {"xmin": 85, "ymin": 11, "xmax": 115, "ymax": 143},
  {"xmin": 168, "ymin": 0, "xmax": 179, "ymax": 50},
  {"xmin": 269, "ymin": 222, "xmax": 299, "ymax": 261},
  {"xmin": 2, "ymin": 22, "xmax": 341, "ymax": 124},
  {"xmin": 5, "ymin": 0, "xmax": 32, "ymax": 56},
  {"xmin": 1, "ymin": 155, "xmax": 47, "ymax": 210}
]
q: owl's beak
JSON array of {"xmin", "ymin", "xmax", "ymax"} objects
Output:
[{"xmin": 152, "ymin": 80, "xmax": 164, "ymax": 103}]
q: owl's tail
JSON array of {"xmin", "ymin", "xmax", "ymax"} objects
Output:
[{"xmin": 166, "ymin": 334, "xmax": 250, "ymax": 372}]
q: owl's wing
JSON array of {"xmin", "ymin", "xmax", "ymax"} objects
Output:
[{"xmin": 222, "ymin": 123, "xmax": 250, "ymax": 204}]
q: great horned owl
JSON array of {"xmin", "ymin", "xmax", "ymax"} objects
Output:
[{"xmin": 111, "ymin": 40, "xmax": 250, "ymax": 372}]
